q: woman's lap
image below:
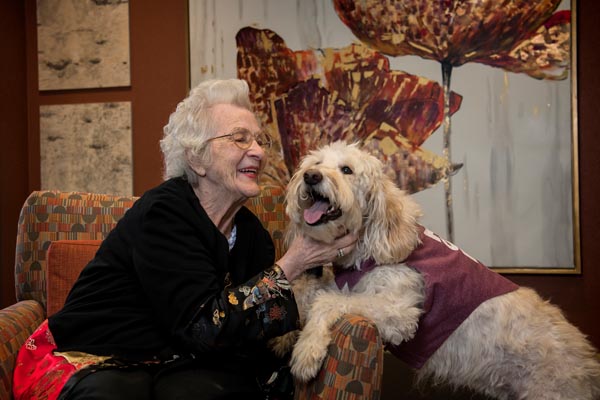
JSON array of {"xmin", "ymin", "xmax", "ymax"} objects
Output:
[
  {"xmin": 154, "ymin": 367, "xmax": 263, "ymax": 400},
  {"xmin": 59, "ymin": 369, "xmax": 153, "ymax": 400},
  {"xmin": 60, "ymin": 364, "xmax": 263, "ymax": 400}
]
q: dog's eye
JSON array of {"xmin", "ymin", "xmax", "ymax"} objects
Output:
[{"xmin": 341, "ymin": 166, "xmax": 353, "ymax": 175}]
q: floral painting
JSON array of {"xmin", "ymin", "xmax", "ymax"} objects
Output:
[{"xmin": 188, "ymin": 0, "xmax": 577, "ymax": 272}]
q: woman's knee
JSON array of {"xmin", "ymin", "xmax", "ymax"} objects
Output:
[{"xmin": 60, "ymin": 369, "xmax": 153, "ymax": 400}]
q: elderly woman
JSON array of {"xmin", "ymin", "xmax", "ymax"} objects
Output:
[{"xmin": 13, "ymin": 79, "xmax": 357, "ymax": 400}]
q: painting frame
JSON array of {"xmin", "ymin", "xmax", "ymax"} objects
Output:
[
  {"xmin": 188, "ymin": 0, "xmax": 580, "ymax": 274},
  {"xmin": 488, "ymin": 0, "xmax": 579, "ymax": 274},
  {"xmin": 497, "ymin": 0, "xmax": 580, "ymax": 274}
]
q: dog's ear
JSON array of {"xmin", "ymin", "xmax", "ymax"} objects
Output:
[
  {"xmin": 362, "ymin": 173, "xmax": 421, "ymax": 264},
  {"xmin": 284, "ymin": 220, "xmax": 300, "ymax": 250},
  {"xmin": 285, "ymin": 167, "xmax": 305, "ymax": 227}
]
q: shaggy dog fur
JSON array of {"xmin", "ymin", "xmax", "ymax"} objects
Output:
[{"xmin": 280, "ymin": 141, "xmax": 600, "ymax": 399}]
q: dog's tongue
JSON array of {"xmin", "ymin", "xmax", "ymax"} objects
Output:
[{"xmin": 304, "ymin": 200, "xmax": 329, "ymax": 224}]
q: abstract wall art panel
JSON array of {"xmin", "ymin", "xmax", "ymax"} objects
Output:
[
  {"xmin": 40, "ymin": 102, "xmax": 133, "ymax": 196},
  {"xmin": 37, "ymin": 0, "xmax": 131, "ymax": 90}
]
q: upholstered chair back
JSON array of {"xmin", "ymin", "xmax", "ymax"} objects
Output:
[
  {"xmin": 14, "ymin": 191, "xmax": 139, "ymax": 309},
  {"xmin": 13, "ymin": 186, "xmax": 287, "ymax": 311}
]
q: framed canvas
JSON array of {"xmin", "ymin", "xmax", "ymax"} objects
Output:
[{"xmin": 188, "ymin": 0, "xmax": 579, "ymax": 273}]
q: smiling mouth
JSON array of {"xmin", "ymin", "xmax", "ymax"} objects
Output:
[
  {"xmin": 303, "ymin": 190, "xmax": 342, "ymax": 226},
  {"xmin": 238, "ymin": 167, "xmax": 258, "ymax": 176}
]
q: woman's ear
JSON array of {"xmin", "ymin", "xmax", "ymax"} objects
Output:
[{"xmin": 185, "ymin": 149, "xmax": 206, "ymax": 177}]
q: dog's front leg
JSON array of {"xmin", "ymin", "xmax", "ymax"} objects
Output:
[
  {"xmin": 345, "ymin": 266, "xmax": 424, "ymax": 346},
  {"xmin": 269, "ymin": 330, "xmax": 300, "ymax": 358},
  {"xmin": 290, "ymin": 282, "xmax": 423, "ymax": 381},
  {"xmin": 269, "ymin": 268, "xmax": 333, "ymax": 358},
  {"xmin": 290, "ymin": 268, "xmax": 332, "ymax": 323},
  {"xmin": 290, "ymin": 290, "xmax": 349, "ymax": 381}
]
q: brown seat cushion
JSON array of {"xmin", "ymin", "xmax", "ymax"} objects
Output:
[{"xmin": 46, "ymin": 240, "xmax": 102, "ymax": 317}]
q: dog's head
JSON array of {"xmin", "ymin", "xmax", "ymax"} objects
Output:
[{"xmin": 286, "ymin": 141, "xmax": 422, "ymax": 265}]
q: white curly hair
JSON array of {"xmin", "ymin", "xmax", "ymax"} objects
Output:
[{"xmin": 160, "ymin": 79, "xmax": 253, "ymax": 185}]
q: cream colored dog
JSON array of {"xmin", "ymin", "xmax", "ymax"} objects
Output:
[{"xmin": 283, "ymin": 141, "xmax": 600, "ymax": 399}]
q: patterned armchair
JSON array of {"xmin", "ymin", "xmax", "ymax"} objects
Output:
[{"xmin": 0, "ymin": 188, "xmax": 383, "ymax": 399}]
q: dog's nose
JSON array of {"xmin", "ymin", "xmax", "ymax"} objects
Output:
[{"xmin": 303, "ymin": 170, "xmax": 322, "ymax": 185}]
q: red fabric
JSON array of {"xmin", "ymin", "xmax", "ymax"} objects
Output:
[{"xmin": 12, "ymin": 320, "xmax": 78, "ymax": 400}]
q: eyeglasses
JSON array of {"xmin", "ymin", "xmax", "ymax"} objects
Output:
[{"xmin": 206, "ymin": 128, "xmax": 273, "ymax": 150}]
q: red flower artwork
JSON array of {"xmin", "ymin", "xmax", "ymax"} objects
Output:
[
  {"xmin": 236, "ymin": 27, "xmax": 462, "ymax": 193},
  {"xmin": 331, "ymin": 0, "xmax": 571, "ymax": 240},
  {"xmin": 332, "ymin": 0, "xmax": 570, "ymax": 79},
  {"xmin": 235, "ymin": 0, "xmax": 571, "ymax": 241}
]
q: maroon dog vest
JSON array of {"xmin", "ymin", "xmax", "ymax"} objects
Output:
[{"xmin": 334, "ymin": 225, "xmax": 519, "ymax": 369}]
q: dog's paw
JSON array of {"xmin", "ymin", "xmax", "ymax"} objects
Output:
[
  {"xmin": 379, "ymin": 321, "xmax": 419, "ymax": 346},
  {"xmin": 376, "ymin": 307, "xmax": 422, "ymax": 345},
  {"xmin": 289, "ymin": 331, "xmax": 331, "ymax": 382},
  {"xmin": 268, "ymin": 331, "xmax": 299, "ymax": 358}
]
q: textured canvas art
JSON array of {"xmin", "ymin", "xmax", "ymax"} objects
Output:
[
  {"xmin": 188, "ymin": 0, "xmax": 576, "ymax": 272},
  {"xmin": 37, "ymin": 0, "xmax": 131, "ymax": 90},
  {"xmin": 40, "ymin": 102, "xmax": 133, "ymax": 196}
]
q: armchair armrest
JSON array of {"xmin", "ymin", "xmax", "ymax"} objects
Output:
[
  {"xmin": 295, "ymin": 314, "xmax": 384, "ymax": 399},
  {"xmin": 0, "ymin": 300, "xmax": 45, "ymax": 399}
]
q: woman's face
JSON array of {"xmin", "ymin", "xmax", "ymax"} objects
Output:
[{"xmin": 200, "ymin": 103, "xmax": 266, "ymax": 202}]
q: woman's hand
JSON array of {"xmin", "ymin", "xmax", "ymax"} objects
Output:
[{"xmin": 276, "ymin": 231, "xmax": 358, "ymax": 281}]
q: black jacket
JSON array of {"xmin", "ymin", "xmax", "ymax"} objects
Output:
[{"xmin": 49, "ymin": 177, "xmax": 299, "ymax": 373}]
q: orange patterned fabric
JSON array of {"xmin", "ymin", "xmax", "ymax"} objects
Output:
[
  {"xmin": 46, "ymin": 240, "xmax": 103, "ymax": 317},
  {"xmin": 244, "ymin": 185, "xmax": 289, "ymax": 259},
  {"xmin": 295, "ymin": 315, "xmax": 384, "ymax": 400}
]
